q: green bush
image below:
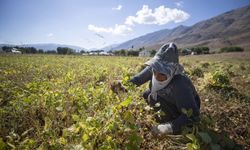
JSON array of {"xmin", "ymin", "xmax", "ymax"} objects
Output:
[
  {"xmin": 191, "ymin": 67, "xmax": 204, "ymax": 78},
  {"xmin": 220, "ymin": 47, "xmax": 244, "ymax": 53},
  {"xmin": 201, "ymin": 62, "xmax": 210, "ymax": 68},
  {"xmin": 209, "ymin": 71, "xmax": 230, "ymax": 87}
]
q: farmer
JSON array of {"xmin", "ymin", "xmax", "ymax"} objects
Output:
[{"xmin": 112, "ymin": 43, "xmax": 200, "ymax": 135}]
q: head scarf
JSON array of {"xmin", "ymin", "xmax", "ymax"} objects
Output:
[{"xmin": 144, "ymin": 43, "xmax": 184, "ymax": 101}]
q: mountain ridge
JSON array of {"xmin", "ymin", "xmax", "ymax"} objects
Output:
[{"xmin": 111, "ymin": 4, "xmax": 250, "ymax": 51}]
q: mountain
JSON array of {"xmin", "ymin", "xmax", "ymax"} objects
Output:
[
  {"xmin": 0, "ymin": 43, "xmax": 86, "ymax": 52},
  {"xmin": 112, "ymin": 4, "xmax": 250, "ymax": 51},
  {"xmin": 101, "ymin": 43, "xmax": 120, "ymax": 51}
]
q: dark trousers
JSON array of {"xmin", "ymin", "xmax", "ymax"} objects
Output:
[{"xmin": 142, "ymin": 89, "xmax": 179, "ymax": 124}]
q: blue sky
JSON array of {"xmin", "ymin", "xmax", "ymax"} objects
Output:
[{"xmin": 0, "ymin": 0, "xmax": 250, "ymax": 49}]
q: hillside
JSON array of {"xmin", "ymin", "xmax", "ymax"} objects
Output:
[{"xmin": 112, "ymin": 4, "xmax": 250, "ymax": 51}]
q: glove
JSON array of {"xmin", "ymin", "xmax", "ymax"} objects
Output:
[
  {"xmin": 152, "ymin": 123, "xmax": 173, "ymax": 136},
  {"xmin": 110, "ymin": 80, "xmax": 127, "ymax": 94}
]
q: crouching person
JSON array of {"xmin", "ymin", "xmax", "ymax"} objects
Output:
[{"xmin": 112, "ymin": 43, "xmax": 200, "ymax": 135}]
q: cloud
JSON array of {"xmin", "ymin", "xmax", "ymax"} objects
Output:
[
  {"xmin": 175, "ymin": 1, "xmax": 184, "ymax": 8},
  {"xmin": 88, "ymin": 24, "xmax": 132, "ymax": 36},
  {"xmin": 88, "ymin": 5, "xmax": 189, "ymax": 36},
  {"xmin": 112, "ymin": 5, "xmax": 122, "ymax": 10},
  {"xmin": 125, "ymin": 5, "xmax": 190, "ymax": 25},
  {"xmin": 47, "ymin": 33, "xmax": 54, "ymax": 37}
]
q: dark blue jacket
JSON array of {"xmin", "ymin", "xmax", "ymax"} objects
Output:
[{"xmin": 130, "ymin": 66, "xmax": 200, "ymax": 134}]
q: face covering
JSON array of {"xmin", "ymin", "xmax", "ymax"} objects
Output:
[
  {"xmin": 151, "ymin": 74, "xmax": 170, "ymax": 93},
  {"xmin": 150, "ymin": 73, "xmax": 173, "ymax": 101},
  {"xmin": 148, "ymin": 63, "xmax": 184, "ymax": 101}
]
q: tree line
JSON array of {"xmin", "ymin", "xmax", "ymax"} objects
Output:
[
  {"xmin": 179, "ymin": 46, "xmax": 210, "ymax": 55},
  {"xmin": 1, "ymin": 46, "xmax": 78, "ymax": 54},
  {"xmin": 109, "ymin": 48, "xmax": 156, "ymax": 56},
  {"xmin": 220, "ymin": 46, "xmax": 244, "ymax": 53},
  {"xmin": 1, "ymin": 45, "xmax": 244, "ymax": 55}
]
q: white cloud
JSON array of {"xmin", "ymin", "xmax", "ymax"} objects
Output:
[
  {"xmin": 88, "ymin": 5, "xmax": 189, "ymax": 37},
  {"xmin": 88, "ymin": 24, "xmax": 132, "ymax": 36},
  {"xmin": 175, "ymin": 1, "xmax": 184, "ymax": 8},
  {"xmin": 112, "ymin": 5, "xmax": 122, "ymax": 10},
  {"xmin": 125, "ymin": 5, "xmax": 190, "ymax": 25},
  {"xmin": 47, "ymin": 33, "xmax": 54, "ymax": 37}
]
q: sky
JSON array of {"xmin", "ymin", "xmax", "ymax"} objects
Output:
[{"xmin": 0, "ymin": 0, "xmax": 250, "ymax": 49}]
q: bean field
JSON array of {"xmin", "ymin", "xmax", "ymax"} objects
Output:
[{"xmin": 0, "ymin": 53, "xmax": 249, "ymax": 149}]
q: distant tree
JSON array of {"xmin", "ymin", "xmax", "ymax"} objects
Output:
[
  {"xmin": 202, "ymin": 47, "xmax": 210, "ymax": 54},
  {"xmin": 30, "ymin": 47, "xmax": 37, "ymax": 54},
  {"xmin": 220, "ymin": 46, "xmax": 244, "ymax": 53},
  {"xmin": 107, "ymin": 50, "xmax": 113, "ymax": 53},
  {"xmin": 80, "ymin": 50, "xmax": 86, "ymax": 54},
  {"xmin": 120, "ymin": 49, "xmax": 126, "ymax": 56},
  {"xmin": 177, "ymin": 48, "xmax": 182, "ymax": 53},
  {"xmin": 2, "ymin": 46, "xmax": 12, "ymax": 52},
  {"xmin": 138, "ymin": 47, "xmax": 145, "ymax": 52},
  {"xmin": 150, "ymin": 49, "xmax": 157, "ymax": 56},
  {"xmin": 13, "ymin": 47, "xmax": 37, "ymax": 54},
  {"xmin": 191, "ymin": 47, "xmax": 202, "ymax": 54},
  {"xmin": 46, "ymin": 50, "xmax": 57, "ymax": 54},
  {"xmin": 57, "ymin": 47, "xmax": 75, "ymax": 55},
  {"xmin": 190, "ymin": 46, "xmax": 210, "ymax": 55},
  {"xmin": 127, "ymin": 50, "xmax": 139, "ymax": 56},
  {"xmin": 180, "ymin": 49, "xmax": 191, "ymax": 55},
  {"xmin": 38, "ymin": 49, "xmax": 44, "ymax": 54}
]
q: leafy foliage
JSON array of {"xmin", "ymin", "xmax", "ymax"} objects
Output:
[
  {"xmin": 0, "ymin": 54, "xmax": 249, "ymax": 149},
  {"xmin": 220, "ymin": 47, "xmax": 244, "ymax": 53}
]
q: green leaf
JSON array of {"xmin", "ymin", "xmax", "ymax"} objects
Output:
[
  {"xmin": 119, "ymin": 96, "xmax": 132, "ymax": 107},
  {"xmin": 210, "ymin": 143, "xmax": 220, "ymax": 150},
  {"xmin": 122, "ymin": 75, "xmax": 130, "ymax": 84},
  {"xmin": 59, "ymin": 137, "xmax": 66, "ymax": 145},
  {"xmin": 82, "ymin": 134, "xmax": 89, "ymax": 142},
  {"xmin": 192, "ymin": 143, "xmax": 200, "ymax": 149},
  {"xmin": 7, "ymin": 142, "xmax": 16, "ymax": 149},
  {"xmin": 187, "ymin": 109, "xmax": 193, "ymax": 118},
  {"xmin": 124, "ymin": 111, "xmax": 135, "ymax": 123},
  {"xmin": 44, "ymin": 117, "xmax": 52, "ymax": 132},
  {"xmin": 129, "ymin": 133, "xmax": 143, "ymax": 145},
  {"xmin": 186, "ymin": 142, "xmax": 200, "ymax": 150},
  {"xmin": 181, "ymin": 108, "xmax": 193, "ymax": 117},
  {"xmin": 72, "ymin": 114, "xmax": 80, "ymax": 121},
  {"xmin": 186, "ymin": 133, "xmax": 196, "ymax": 142},
  {"xmin": 56, "ymin": 106, "xmax": 63, "ymax": 112},
  {"xmin": 223, "ymin": 136, "xmax": 235, "ymax": 149},
  {"xmin": 198, "ymin": 132, "xmax": 212, "ymax": 144},
  {"xmin": 208, "ymin": 131, "xmax": 220, "ymax": 144},
  {"xmin": 186, "ymin": 143, "xmax": 193, "ymax": 150},
  {"xmin": 0, "ymin": 138, "xmax": 6, "ymax": 150}
]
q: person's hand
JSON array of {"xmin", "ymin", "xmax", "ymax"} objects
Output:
[
  {"xmin": 152, "ymin": 123, "xmax": 173, "ymax": 136},
  {"xmin": 110, "ymin": 80, "xmax": 127, "ymax": 94}
]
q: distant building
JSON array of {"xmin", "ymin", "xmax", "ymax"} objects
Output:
[
  {"xmin": 11, "ymin": 48, "xmax": 22, "ymax": 54},
  {"xmin": 87, "ymin": 51, "xmax": 114, "ymax": 56},
  {"xmin": 139, "ymin": 50, "xmax": 151, "ymax": 57},
  {"xmin": 191, "ymin": 51, "xmax": 197, "ymax": 55},
  {"xmin": 99, "ymin": 51, "xmax": 113, "ymax": 56}
]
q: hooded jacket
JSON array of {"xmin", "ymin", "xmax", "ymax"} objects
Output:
[{"xmin": 130, "ymin": 43, "xmax": 200, "ymax": 134}]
